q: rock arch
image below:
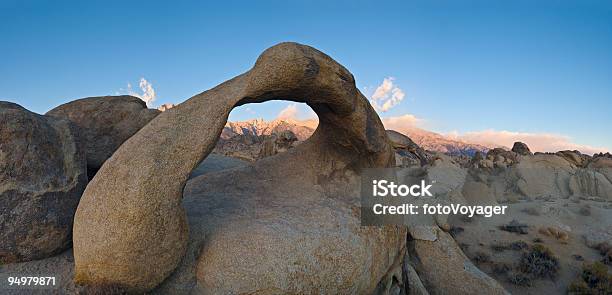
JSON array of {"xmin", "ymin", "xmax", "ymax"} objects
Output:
[{"xmin": 73, "ymin": 42, "xmax": 398, "ymax": 292}]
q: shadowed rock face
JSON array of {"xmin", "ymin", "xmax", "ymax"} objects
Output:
[
  {"xmin": 0, "ymin": 102, "xmax": 87, "ymax": 263},
  {"xmin": 73, "ymin": 42, "xmax": 399, "ymax": 292},
  {"xmin": 410, "ymin": 231, "xmax": 509, "ymax": 295},
  {"xmin": 387, "ymin": 130, "xmax": 430, "ymax": 166},
  {"xmin": 511, "ymin": 142, "xmax": 532, "ymax": 156},
  {"xmin": 46, "ymin": 95, "xmax": 160, "ymax": 178}
]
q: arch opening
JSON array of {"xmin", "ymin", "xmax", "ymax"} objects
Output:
[{"xmin": 190, "ymin": 101, "xmax": 320, "ymax": 177}]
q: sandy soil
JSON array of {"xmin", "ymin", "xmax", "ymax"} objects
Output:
[{"xmin": 450, "ymin": 197, "xmax": 612, "ymax": 294}]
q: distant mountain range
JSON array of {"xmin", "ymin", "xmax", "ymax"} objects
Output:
[
  {"xmin": 223, "ymin": 118, "xmax": 317, "ymax": 141},
  {"xmin": 396, "ymin": 126, "xmax": 494, "ymax": 156},
  {"xmin": 223, "ymin": 118, "xmax": 496, "ymax": 156}
]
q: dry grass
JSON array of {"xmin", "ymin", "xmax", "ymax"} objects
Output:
[
  {"xmin": 518, "ymin": 244, "xmax": 560, "ymax": 280},
  {"xmin": 568, "ymin": 262, "xmax": 612, "ymax": 295}
]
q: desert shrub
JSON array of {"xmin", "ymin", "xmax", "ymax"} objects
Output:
[
  {"xmin": 603, "ymin": 251, "xmax": 612, "ymax": 266},
  {"xmin": 568, "ymin": 262, "xmax": 612, "ymax": 295},
  {"xmin": 518, "ymin": 244, "xmax": 559, "ymax": 280},
  {"xmin": 499, "ymin": 220, "xmax": 529, "ymax": 234},
  {"xmin": 491, "ymin": 243, "xmax": 508, "ymax": 252},
  {"xmin": 491, "ymin": 240, "xmax": 528, "ymax": 252},
  {"xmin": 509, "ymin": 272, "xmax": 532, "ymax": 286},
  {"xmin": 595, "ymin": 243, "xmax": 612, "ymax": 266},
  {"xmin": 459, "ymin": 242, "xmax": 470, "ymax": 252},
  {"xmin": 449, "ymin": 226, "xmax": 464, "ymax": 238},
  {"xmin": 511, "ymin": 241, "xmax": 529, "ymax": 250},
  {"xmin": 595, "ymin": 242, "xmax": 610, "ymax": 253},
  {"xmin": 472, "ymin": 251, "xmax": 491, "ymax": 264},
  {"xmin": 492, "ymin": 262, "xmax": 512, "ymax": 275},
  {"xmin": 461, "ymin": 214, "xmax": 474, "ymax": 223},
  {"xmin": 579, "ymin": 204, "xmax": 591, "ymax": 216}
]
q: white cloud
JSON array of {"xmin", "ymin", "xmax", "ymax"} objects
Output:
[
  {"xmin": 380, "ymin": 113, "xmax": 609, "ymax": 154},
  {"xmin": 276, "ymin": 103, "xmax": 317, "ymax": 121},
  {"xmin": 369, "ymin": 77, "xmax": 405, "ymax": 112},
  {"xmin": 381, "ymin": 114, "xmax": 424, "ymax": 132},
  {"xmin": 447, "ymin": 129, "xmax": 609, "ymax": 155},
  {"xmin": 122, "ymin": 77, "xmax": 156, "ymax": 107},
  {"xmin": 277, "ymin": 104, "xmax": 298, "ymax": 120}
]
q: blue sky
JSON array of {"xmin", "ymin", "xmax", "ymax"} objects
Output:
[{"xmin": 1, "ymin": 1, "xmax": 611, "ymax": 152}]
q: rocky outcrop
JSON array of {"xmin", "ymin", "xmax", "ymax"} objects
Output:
[
  {"xmin": 387, "ymin": 130, "xmax": 430, "ymax": 167},
  {"xmin": 0, "ymin": 102, "xmax": 87, "ymax": 263},
  {"xmin": 397, "ymin": 126, "xmax": 491, "ymax": 157},
  {"xmin": 555, "ymin": 150, "xmax": 590, "ymax": 167},
  {"xmin": 409, "ymin": 231, "xmax": 509, "ymax": 295},
  {"xmin": 258, "ymin": 130, "xmax": 298, "ymax": 158},
  {"xmin": 588, "ymin": 153, "xmax": 612, "ymax": 169},
  {"xmin": 72, "ymin": 42, "xmax": 402, "ymax": 293},
  {"xmin": 465, "ymin": 148, "xmax": 612, "ymax": 203},
  {"xmin": 485, "ymin": 148, "xmax": 518, "ymax": 168},
  {"xmin": 215, "ymin": 119, "xmax": 315, "ymax": 161},
  {"xmin": 511, "ymin": 141, "xmax": 532, "ymax": 156},
  {"xmin": 157, "ymin": 103, "xmax": 175, "ymax": 112},
  {"xmin": 46, "ymin": 95, "xmax": 160, "ymax": 177}
]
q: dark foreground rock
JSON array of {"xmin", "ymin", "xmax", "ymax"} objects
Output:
[
  {"xmin": 387, "ymin": 130, "xmax": 430, "ymax": 166},
  {"xmin": 0, "ymin": 102, "xmax": 87, "ymax": 263},
  {"xmin": 46, "ymin": 95, "xmax": 160, "ymax": 177},
  {"xmin": 511, "ymin": 141, "xmax": 532, "ymax": 156}
]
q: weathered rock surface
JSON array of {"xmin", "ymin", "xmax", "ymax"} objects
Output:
[
  {"xmin": 189, "ymin": 153, "xmax": 248, "ymax": 178},
  {"xmin": 555, "ymin": 150, "xmax": 589, "ymax": 167},
  {"xmin": 511, "ymin": 141, "xmax": 532, "ymax": 156},
  {"xmin": 0, "ymin": 102, "xmax": 87, "ymax": 263},
  {"xmin": 258, "ymin": 130, "xmax": 298, "ymax": 158},
  {"xmin": 387, "ymin": 130, "xmax": 430, "ymax": 167},
  {"xmin": 46, "ymin": 95, "xmax": 160, "ymax": 177},
  {"xmin": 156, "ymin": 164, "xmax": 405, "ymax": 294},
  {"xmin": 73, "ymin": 42, "xmax": 402, "ymax": 293},
  {"xmin": 0, "ymin": 155, "xmax": 243, "ymax": 294},
  {"xmin": 410, "ymin": 231, "xmax": 509, "ymax": 295},
  {"xmin": 513, "ymin": 153, "xmax": 575, "ymax": 198},
  {"xmin": 0, "ymin": 249, "xmax": 80, "ymax": 294},
  {"xmin": 588, "ymin": 153, "xmax": 612, "ymax": 168},
  {"xmin": 485, "ymin": 148, "xmax": 518, "ymax": 168}
]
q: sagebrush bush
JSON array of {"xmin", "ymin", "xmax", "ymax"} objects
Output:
[
  {"xmin": 518, "ymin": 244, "xmax": 560, "ymax": 280},
  {"xmin": 568, "ymin": 262, "xmax": 612, "ymax": 295}
]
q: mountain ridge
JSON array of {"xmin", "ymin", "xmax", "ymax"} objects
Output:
[{"xmin": 223, "ymin": 118, "xmax": 496, "ymax": 156}]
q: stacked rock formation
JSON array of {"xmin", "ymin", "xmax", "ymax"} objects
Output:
[
  {"xmin": 511, "ymin": 141, "xmax": 532, "ymax": 156},
  {"xmin": 72, "ymin": 42, "xmax": 404, "ymax": 293}
]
